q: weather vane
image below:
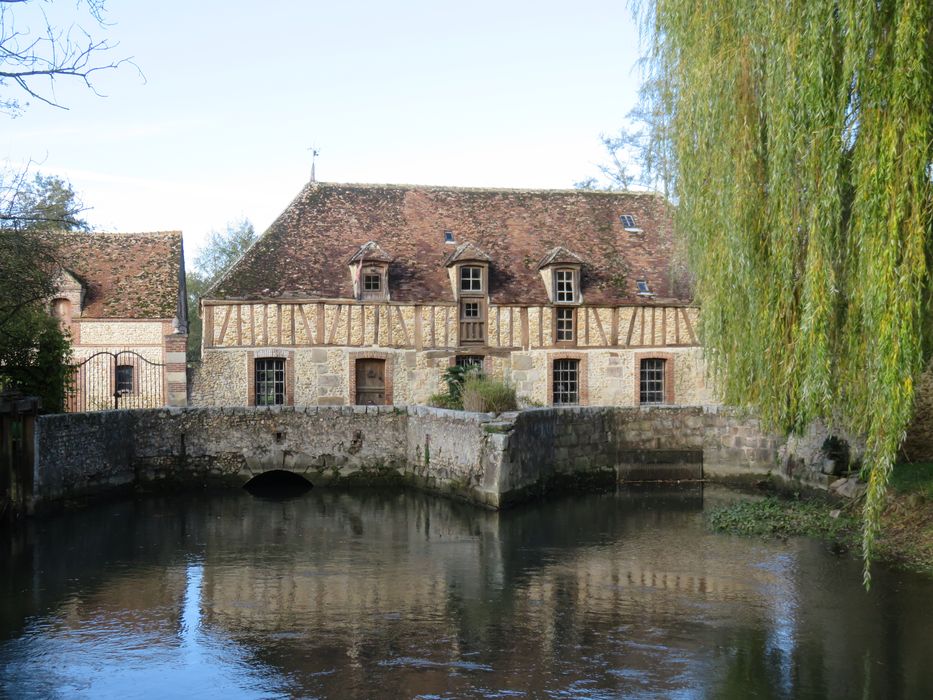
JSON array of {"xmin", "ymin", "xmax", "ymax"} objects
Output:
[{"xmin": 308, "ymin": 145, "xmax": 320, "ymax": 183}]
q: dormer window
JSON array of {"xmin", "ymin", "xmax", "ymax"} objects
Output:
[
  {"xmin": 460, "ymin": 266, "xmax": 483, "ymax": 294},
  {"xmin": 348, "ymin": 241, "xmax": 393, "ymax": 301},
  {"xmin": 538, "ymin": 247, "xmax": 584, "ymax": 305},
  {"xmin": 554, "ymin": 269, "xmax": 576, "ymax": 303},
  {"xmin": 363, "ymin": 273, "xmax": 381, "ymax": 292}
]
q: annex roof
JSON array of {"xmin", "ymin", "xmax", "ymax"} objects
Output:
[
  {"xmin": 211, "ymin": 182, "xmax": 681, "ymax": 305},
  {"xmin": 49, "ymin": 231, "xmax": 185, "ymax": 320}
]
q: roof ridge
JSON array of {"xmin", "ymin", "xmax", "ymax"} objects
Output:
[{"xmin": 307, "ymin": 181, "xmax": 665, "ymax": 197}]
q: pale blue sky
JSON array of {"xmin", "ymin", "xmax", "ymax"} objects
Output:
[{"xmin": 2, "ymin": 1, "xmax": 644, "ymax": 261}]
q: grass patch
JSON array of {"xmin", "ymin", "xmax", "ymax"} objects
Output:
[
  {"xmin": 889, "ymin": 462, "xmax": 933, "ymax": 500},
  {"xmin": 707, "ymin": 496, "xmax": 857, "ymax": 541}
]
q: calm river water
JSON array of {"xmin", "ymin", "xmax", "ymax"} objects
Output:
[{"xmin": 1, "ymin": 486, "xmax": 931, "ymax": 699}]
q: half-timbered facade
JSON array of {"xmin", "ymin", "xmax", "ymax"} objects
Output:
[{"xmin": 194, "ymin": 183, "xmax": 711, "ymax": 408}]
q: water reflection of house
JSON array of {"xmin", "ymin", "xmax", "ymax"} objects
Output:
[
  {"xmin": 194, "ymin": 183, "xmax": 712, "ymax": 408},
  {"xmin": 49, "ymin": 231, "xmax": 188, "ymax": 410}
]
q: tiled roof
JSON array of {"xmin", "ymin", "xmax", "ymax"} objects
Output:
[
  {"xmin": 348, "ymin": 240, "xmax": 393, "ymax": 264},
  {"xmin": 211, "ymin": 183, "xmax": 682, "ymax": 305},
  {"xmin": 444, "ymin": 241, "xmax": 491, "ymax": 266},
  {"xmin": 50, "ymin": 231, "xmax": 184, "ymax": 319}
]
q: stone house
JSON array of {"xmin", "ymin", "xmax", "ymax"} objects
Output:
[
  {"xmin": 193, "ymin": 182, "xmax": 711, "ymax": 408},
  {"xmin": 50, "ymin": 231, "xmax": 188, "ymax": 410}
]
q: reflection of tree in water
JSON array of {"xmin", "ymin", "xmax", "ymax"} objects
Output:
[{"xmin": 3, "ymin": 488, "xmax": 933, "ymax": 698}]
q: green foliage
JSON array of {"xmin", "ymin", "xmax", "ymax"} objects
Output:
[
  {"xmin": 6, "ymin": 174, "xmax": 88, "ymax": 232},
  {"xmin": 428, "ymin": 392, "xmax": 461, "ymax": 410},
  {"xmin": 638, "ymin": 0, "xmax": 933, "ymax": 585},
  {"xmin": 186, "ymin": 218, "xmax": 258, "ymax": 360},
  {"xmin": 889, "ymin": 463, "xmax": 933, "ymax": 501},
  {"xmin": 708, "ymin": 497, "xmax": 857, "ymax": 541},
  {"xmin": 462, "ymin": 376, "xmax": 518, "ymax": 413},
  {"xmin": 0, "ymin": 170, "xmax": 84, "ymax": 409},
  {"xmin": 0, "ymin": 308, "xmax": 72, "ymax": 411},
  {"xmin": 441, "ymin": 364, "xmax": 480, "ymax": 403}
]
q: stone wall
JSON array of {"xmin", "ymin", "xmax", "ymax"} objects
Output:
[
  {"xmin": 191, "ymin": 346, "xmax": 712, "ymax": 409},
  {"xmin": 33, "ymin": 405, "xmax": 790, "ymax": 511}
]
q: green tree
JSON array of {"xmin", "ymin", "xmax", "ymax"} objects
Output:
[
  {"xmin": 186, "ymin": 218, "xmax": 258, "ymax": 360},
  {"xmin": 0, "ymin": 170, "xmax": 84, "ymax": 408},
  {"xmin": 637, "ymin": 0, "xmax": 933, "ymax": 583}
]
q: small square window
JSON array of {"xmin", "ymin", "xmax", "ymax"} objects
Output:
[
  {"xmin": 444, "ymin": 230, "xmax": 455, "ymax": 243},
  {"xmin": 555, "ymin": 269, "xmax": 576, "ymax": 303},
  {"xmin": 555, "ymin": 307, "xmax": 574, "ymax": 342},
  {"xmin": 620, "ymin": 214, "xmax": 637, "ymax": 228},
  {"xmin": 636, "ymin": 279, "xmax": 652, "ymax": 295},
  {"xmin": 115, "ymin": 365, "xmax": 133, "ymax": 395},
  {"xmin": 363, "ymin": 274, "xmax": 381, "ymax": 291},
  {"xmin": 460, "ymin": 266, "xmax": 483, "ymax": 293},
  {"xmin": 463, "ymin": 301, "xmax": 480, "ymax": 318},
  {"xmin": 553, "ymin": 359, "xmax": 579, "ymax": 405},
  {"xmin": 640, "ymin": 358, "xmax": 665, "ymax": 404}
]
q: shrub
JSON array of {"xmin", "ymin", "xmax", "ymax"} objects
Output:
[
  {"xmin": 461, "ymin": 376, "xmax": 517, "ymax": 413},
  {"xmin": 428, "ymin": 391, "xmax": 461, "ymax": 410}
]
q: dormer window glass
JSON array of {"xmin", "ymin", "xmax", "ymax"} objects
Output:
[
  {"xmin": 460, "ymin": 266, "xmax": 483, "ymax": 293},
  {"xmin": 620, "ymin": 214, "xmax": 636, "ymax": 228},
  {"xmin": 363, "ymin": 274, "xmax": 381, "ymax": 292},
  {"xmin": 636, "ymin": 279, "xmax": 652, "ymax": 295},
  {"xmin": 555, "ymin": 269, "xmax": 576, "ymax": 303}
]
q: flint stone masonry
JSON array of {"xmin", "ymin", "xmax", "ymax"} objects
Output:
[{"xmin": 33, "ymin": 405, "xmax": 797, "ymax": 511}]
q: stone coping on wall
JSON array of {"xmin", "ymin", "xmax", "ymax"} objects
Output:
[{"xmin": 31, "ymin": 404, "xmax": 788, "ymax": 513}]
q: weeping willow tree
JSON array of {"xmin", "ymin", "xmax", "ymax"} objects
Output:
[{"xmin": 635, "ymin": 0, "xmax": 933, "ymax": 584}]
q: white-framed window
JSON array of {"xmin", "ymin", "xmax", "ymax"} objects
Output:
[
  {"xmin": 555, "ymin": 269, "xmax": 576, "ymax": 303},
  {"xmin": 636, "ymin": 279, "xmax": 653, "ymax": 296},
  {"xmin": 460, "ymin": 266, "xmax": 483, "ymax": 293}
]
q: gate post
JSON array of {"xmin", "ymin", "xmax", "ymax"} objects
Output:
[{"xmin": 163, "ymin": 333, "xmax": 188, "ymax": 407}]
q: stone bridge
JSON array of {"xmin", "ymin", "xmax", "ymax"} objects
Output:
[{"xmin": 30, "ymin": 405, "xmax": 786, "ymax": 511}]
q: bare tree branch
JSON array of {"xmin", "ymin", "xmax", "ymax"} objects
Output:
[{"xmin": 0, "ymin": 0, "xmax": 138, "ymax": 114}]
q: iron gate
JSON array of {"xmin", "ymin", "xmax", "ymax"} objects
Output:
[{"xmin": 65, "ymin": 350, "xmax": 166, "ymax": 412}]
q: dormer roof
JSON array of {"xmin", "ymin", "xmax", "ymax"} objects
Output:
[
  {"xmin": 348, "ymin": 240, "xmax": 393, "ymax": 264},
  {"xmin": 444, "ymin": 241, "xmax": 491, "ymax": 267},
  {"xmin": 537, "ymin": 246, "xmax": 584, "ymax": 269}
]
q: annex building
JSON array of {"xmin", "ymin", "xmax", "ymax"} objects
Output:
[
  {"xmin": 51, "ymin": 231, "xmax": 189, "ymax": 411},
  {"xmin": 193, "ymin": 182, "xmax": 712, "ymax": 409}
]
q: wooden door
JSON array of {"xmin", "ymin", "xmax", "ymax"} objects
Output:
[
  {"xmin": 355, "ymin": 359, "xmax": 386, "ymax": 405},
  {"xmin": 459, "ymin": 299, "xmax": 486, "ymax": 345}
]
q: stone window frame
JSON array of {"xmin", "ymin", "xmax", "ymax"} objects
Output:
[
  {"xmin": 634, "ymin": 351, "xmax": 675, "ymax": 405},
  {"xmin": 247, "ymin": 349, "xmax": 295, "ymax": 406},
  {"xmin": 348, "ymin": 350, "xmax": 394, "ymax": 405},
  {"xmin": 547, "ymin": 351, "xmax": 588, "ymax": 406}
]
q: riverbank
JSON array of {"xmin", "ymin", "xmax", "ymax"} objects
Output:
[{"xmin": 707, "ymin": 463, "xmax": 933, "ymax": 576}]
